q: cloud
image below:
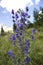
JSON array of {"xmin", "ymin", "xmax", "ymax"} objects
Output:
[
  {"xmin": 0, "ymin": 0, "xmax": 33, "ymax": 12},
  {"xmin": 35, "ymin": 0, "xmax": 40, "ymax": 5}
]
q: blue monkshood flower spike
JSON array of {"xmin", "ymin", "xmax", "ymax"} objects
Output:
[
  {"xmin": 25, "ymin": 56, "xmax": 31, "ymax": 64},
  {"xmin": 12, "ymin": 9, "xmax": 14, "ymax": 14},
  {"xmin": 8, "ymin": 51, "xmax": 15, "ymax": 58},
  {"xmin": 10, "ymin": 34, "xmax": 16, "ymax": 42},
  {"xmin": 26, "ymin": 6, "xmax": 29, "ymax": 12}
]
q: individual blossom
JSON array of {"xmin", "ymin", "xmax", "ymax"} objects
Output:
[
  {"xmin": 18, "ymin": 23, "xmax": 24, "ymax": 29},
  {"xmin": 32, "ymin": 28, "xmax": 37, "ymax": 34},
  {"xmin": 16, "ymin": 33, "xmax": 19, "ymax": 38},
  {"xmin": 20, "ymin": 30, "xmax": 23, "ymax": 35},
  {"xmin": 24, "ymin": 46, "xmax": 29, "ymax": 54},
  {"xmin": 13, "ymin": 19, "xmax": 15, "ymax": 22},
  {"xmin": 31, "ymin": 34, "xmax": 34, "ymax": 40},
  {"xmin": 26, "ymin": 39, "xmax": 30, "ymax": 47},
  {"xmin": 8, "ymin": 51, "xmax": 15, "ymax": 58},
  {"xmin": 12, "ymin": 9, "xmax": 14, "ymax": 15},
  {"xmin": 26, "ymin": 6, "xmax": 29, "ymax": 12},
  {"xmin": 15, "ymin": 13, "xmax": 19, "ymax": 19},
  {"xmin": 12, "ymin": 16, "xmax": 15, "ymax": 19},
  {"xmin": 22, "ymin": 12, "xmax": 27, "ymax": 18},
  {"xmin": 24, "ymin": 56, "xmax": 31, "ymax": 64},
  {"xmin": 15, "ymin": 28, "xmax": 19, "ymax": 33},
  {"xmin": 16, "ymin": 33, "xmax": 21, "ymax": 42},
  {"xmin": 10, "ymin": 34, "xmax": 16, "ymax": 42}
]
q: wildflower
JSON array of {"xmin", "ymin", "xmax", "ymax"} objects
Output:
[
  {"xmin": 25, "ymin": 56, "xmax": 31, "ymax": 64},
  {"xmin": 16, "ymin": 33, "xmax": 19, "ymax": 38},
  {"xmin": 15, "ymin": 28, "xmax": 19, "ymax": 33},
  {"xmin": 32, "ymin": 28, "xmax": 37, "ymax": 34},
  {"xmin": 26, "ymin": 6, "xmax": 29, "ymax": 12},
  {"xmin": 26, "ymin": 39, "xmax": 30, "ymax": 47},
  {"xmin": 12, "ymin": 16, "xmax": 15, "ymax": 19},
  {"xmin": 31, "ymin": 34, "xmax": 34, "ymax": 40},
  {"xmin": 10, "ymin": 34, "xmax": 16, "ymax": 42},
  {"xmin": 16, "ymin": 13, "xmax": 19, "ymax": 19},
  {"xmin": 20, "ymin": 30, "xmax": 23, "ymax": 35},
  {"xmin": 13, "ymin": 20, "xmax": 15, "ymax": 22},
  {"xmin": 23, "ymin": 18, "xmax": 26, "ymax": 21},
  {"xmin": 24, "ymin": 46, "xmax": 29, "ymax": 53},
  {"xmin": 18, "ymin": 23, "xmax": 23, "ymax": 29},
  {"xmin": 8, "ymin": 51, "xmax": 15, "ymax": 58},
  {"xmin": 16, "ymin": 33, "xmax": 21, "ymax": 42},
  {"xmin": 12, "ymin": 9, "xmax": 14, "ymax": 14},
  {"xmin": 22, "ymin": 12, "xmax": 27, "ymax": 17}
]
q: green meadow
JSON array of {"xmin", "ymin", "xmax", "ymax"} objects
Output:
[{"xmin": 0, "ymin": 27, "xmax": 43, "ymax": 65}]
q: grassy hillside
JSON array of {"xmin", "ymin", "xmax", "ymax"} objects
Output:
[{"xmin": 0, "ymin": 28, "xmax": 43, "ymax": 65}]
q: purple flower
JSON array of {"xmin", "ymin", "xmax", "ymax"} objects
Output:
[
  {"xmin": 26, "ymin": 40, "xmax": 30, "ymax": 47},
  {"xmin": 15, "ymin": 28, "xmax": 19, "ymax": 33},
  {"xmin": 16, "ymin": 33, "xmax": 21, "ymax": 42},
  {"xmin": 12, "ymin": 16, "xmax": 15, "ymax": 19},
  {"xmin": 25, "ymin": 56, "xmax": 31, "ymax": 64},
  {"xmin": 8, "ymin": 51, "xmax": 15, "ymax": 58},
  {"xmin": 31, "ymin": 34, "xmax": 34, "ymax": 40},
  {"xmin": 26, "ymin": 6, "xmax": 29, "ymax": 12},
  {"xmin": 22, "ymin": 12, "xmax": 27, "ymax": 17},
  {"xmin": 24, "ymin": 46, "xmax": 29, "ymax": 53},
  {"xmin": 10, "ymin": 34, "xmax": 16, "ymax": 42},
  {"xmin": 20, "ymin": 30, "xmax": 23, "ymax": 35},
  {"xmin": 16, "ymin": 33, "xmax": 19, "ymax": 38},
  {"xmin": 32, "ymin": 29, "xmax": 37, "ymax": 34},
  {"xmin": 16, "ymin": 13, "xmax": 19, "ymax": 19},
  {"xmin": 18, "ymin": 23, "xmax": 23, "ymax": 29},
  {"xmin": 13, "ymin": 20, "xmax": 15, "ymax": 22},
  {"xmin": 12, "ymin": 9, "xmax": 14, "ymax": 14},
  {"xmin": 23, "ymin": 18, "xmax": 26, "ymax": 21},
  {"xmin": 16, "ymin": 33, "xmax": 21, "ymax": 41}
]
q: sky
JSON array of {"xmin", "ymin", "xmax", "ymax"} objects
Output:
[{"xmin": 0, "ymin": 0, "xmax": 43, "ymax": 28}]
